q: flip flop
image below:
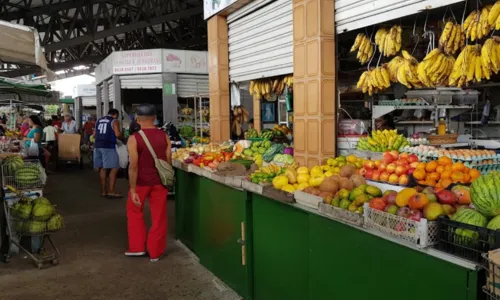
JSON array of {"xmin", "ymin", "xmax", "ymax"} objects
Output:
[{"xmin": 106, "ymin": 193, "xmax": 123, "ymax": 199}]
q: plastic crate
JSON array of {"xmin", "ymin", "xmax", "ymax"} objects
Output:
[
  {"xmin": 318, "ymin": 203, "xmax": 363, "ymax": 227},
  {"xmin": 453, "ymin": 90, "xmax": 479, "ymax": 106},
  {"xmin": 434, "ymin": 217, "xmax": 500, "ymax": 263},
  {"xmin": 295, "ymin": 190, "xmax": 322, "ymax": 209},
  {"xmin": 483, "ymin": 251, "xmax": 500, "ymax": 300},
  {"xmin": 363, "ymin": 204, "xmax": 438, "ymax": 248}
]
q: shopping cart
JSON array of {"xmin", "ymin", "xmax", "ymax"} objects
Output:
[{"xmin": 1, "ymin": 160, "xmax": 62, "ymax": 269}]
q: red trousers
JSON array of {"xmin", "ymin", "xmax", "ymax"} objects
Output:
[{"xmin": 126, "ymin": 185, "xmax": 168, "ymax": 259}]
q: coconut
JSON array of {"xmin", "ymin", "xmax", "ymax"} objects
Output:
[
  {"xmin": 338, "ymin": 177, "xmax": 354, "ymax": 191},
  {"xmin": 350, "ymin": 174, "xmax": 366, "ymax": 187},
  {"xmin": 309, "ymin": 188, "xmax": 322, "ymax": 196},
  {"xmin": 339, "ymin": 165, "xmax": 356, "ymax": 178},
  {"xmin": 319, "ymin": 177, "xmax": 339, "ymax": 194}
]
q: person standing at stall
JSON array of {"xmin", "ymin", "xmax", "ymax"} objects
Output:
[
  {"xmin": 93, "ymin": 109, "xmax": 122, "ymax": 198},
  {"xmin": 126, "ymin": 104, "xmax": 171, "ymax": 262},
  {"xmin": 83, "ymin": 117, "xmax": 95, "ymax": 144},
  {"xmin": 61, "ymin": 113, "xmax": 77, "ymax": 134},
  {"xmin": 24, "ymin": 115, "xmax": 44, "ymax": 166}
]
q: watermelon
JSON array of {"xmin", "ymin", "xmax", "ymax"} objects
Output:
[
  {"xmin": 488, "ymin": 215, "xmax": 500, "ymax": 230},
  {"xmin": 451, "ymin": 208, "xmax": 488, "ymax": 239},
  {"xmin": 471, "ymin": 173, "xmax": 500, "ymax": 217}
]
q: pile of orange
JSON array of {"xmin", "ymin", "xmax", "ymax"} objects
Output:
[{"xmin": 412, "ymin": 157, "xmax": 481, "ymax": 188}]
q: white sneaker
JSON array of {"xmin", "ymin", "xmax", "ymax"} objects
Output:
[
  {"xmin": 125, "ymin": 251, "xmax": 146, "ymax": 257},
  {"xmin": 150, "ymin": 255, "xmax": 164, "ymax": 262}
]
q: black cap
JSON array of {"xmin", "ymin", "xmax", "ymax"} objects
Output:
[{"xmin": 136, "ymin": 104, "xmax": 156, "ymax": 116}]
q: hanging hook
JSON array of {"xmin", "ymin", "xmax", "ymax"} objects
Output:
[
  {"xmin": 442, "ymin": 6, "xmax": 449, "ymax": 24},
  {"xmin": 461, "ymin": 0, "xmax": 468, "ymax": 25}
]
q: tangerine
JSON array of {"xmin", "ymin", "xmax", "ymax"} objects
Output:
[
  {"xmin": 463, "ymin": 167, "xmax": 470, "ymax": 174},
  {"xmin": 424, "ymin": 179, "xmax": 436, "ymax": 187},
  {"xmin": 416, "ymin": 162, "xmax": 426, "ymax": 170},
  {"xmin": 444, "ymin": 165, "xmax": 453, "ymax": 172},
  {"xmin": 413, "ymin": 168, "xmax": 427, "ymax": 180},
  {"xmin": 436, "ymin": 165, "xmax": 445, "ymax": 173},
  {"xmin": 469, "ymin": 169, "xmax": 481, "ymax": 180},
  {"xmin": 451, "ymin": 172, "xmax": 465, "ymax": 183},
  {"xmin": 441, "ymin": 170, "xmax": 452, "ymax": 179},
  {"xmin": 463, "ymin": 173, "xmax": 471, "ymax": 183},
  {"xmin": 440, "ymin": 178, "xmax": 453, "ymax": 189},
  {"xmin": 428, "ymin": 172, "xmax": 440, "ymax": 181},
  {"xmin": 438, "ymin": 156, "xmax": 453, "ymax": 166},
  {"xmin": 425, "ymin": 161, "xmax": 438, "ymax": 172},
  {"xmin": 452, "ymin": 162, "xmax": 465, "ymax": 172}
]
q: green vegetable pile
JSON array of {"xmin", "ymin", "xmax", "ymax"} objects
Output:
[{"xmin": 179, "ymin": 126, "xmax": 195, "ymax": 138}]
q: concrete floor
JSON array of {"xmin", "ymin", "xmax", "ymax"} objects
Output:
[{"xmin": 0, "ymin": 166, "xmax": 241, "ymax": 300}]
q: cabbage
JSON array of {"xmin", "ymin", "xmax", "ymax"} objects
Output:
[
  {"xmin": 32, "ymin": 203, "xmax": 54, "ymax": 221},
  {"xmin": 47, "ymin": 214, "xmax": 64, "ymax": 231},
  {"xmin": 272, "ymin": 154, "xmax": 295, "ymax": 164},
  {"xmin": 28, "ymin": 221, "xmax": 46, "ymax": 233}
]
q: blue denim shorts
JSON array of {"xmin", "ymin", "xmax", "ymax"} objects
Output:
[{"xmin": 93, "ymin": 147, "xmax": 119, "ymax": 169}]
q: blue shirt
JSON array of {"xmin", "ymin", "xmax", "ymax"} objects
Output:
[
  {"xmin": 26, "ymin": 127, "xmax": 43, "ymax": 149},
  {"xmin": 94, "ymin": 116, "xmax": 117, "ymax": 149}
]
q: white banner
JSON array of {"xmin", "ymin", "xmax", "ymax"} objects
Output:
[{"xmin": 112, "ymin": 49, "xmax": 162, "ymax": 74}]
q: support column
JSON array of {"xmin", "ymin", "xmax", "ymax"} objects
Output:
[
  {"xmin": 208, "ymin": 15, "xmax": 230, "ymax": 143},
  {"xmin": 162, "ymin": 73, "xmax": 178, "ymax": 125},
  {"xmin": 112, "ymin": 75, "xmax": 122, "ymax": 120},
  {"xmin": 293, "ymin": 0, "xmax": 336, "ymax": 167},
  {"xmin": 103, "ymin": 80, "xmax": 109, "ymax": 116},
  {"xmin": 96, "ymin": 84, "xmax": 102, "ymax": 119}
]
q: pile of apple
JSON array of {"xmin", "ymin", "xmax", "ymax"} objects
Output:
[
  {"xmin": 361, "ymin": 150, "xmax": 419, "ymax": 186},
  {"xmin": 369, "ymin": 185, "xmax": 471, "ymax": 223}
]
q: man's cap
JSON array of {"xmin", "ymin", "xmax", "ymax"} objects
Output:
[{"xmin": 136, "ymin": 104, "xmax": 156, "ymax": 116}]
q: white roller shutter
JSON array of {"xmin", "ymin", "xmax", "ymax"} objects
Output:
[
  {"xmin": 82, "ymin": 97, "xmax": 96, "ymax": 107},
  {"xmin": 336, "ymin": 0, "xmax": 465, "ymax": 33},
  {"xmin": 100, "ymin": 85, "xmax": 104, "ymax": 101},
  {"xmin": 177, "ymin": 74, "xmax": 209, "ymax": 98},
  {"xmin": 120, "ymin": 74, "xmax": 162, "ymax": 89},
  {"xmin": 108, "ymin": 80, "xmax": 114, "ymax": 103},
  {"xmin": 228, "ymin": 0, "xmax": 293, "ymax": 82}
]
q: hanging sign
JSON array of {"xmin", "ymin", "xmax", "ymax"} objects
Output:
[
  {"xmin": 185, "ymin": 51, "xmax": 208, "ymax": 74},
  {"xmin": 204, "ymin": 0, "xmax": 239, "ymax": 19},
  {"xmin": 112, "ymin": 49, "xmax": 162, "ymax": 74}
]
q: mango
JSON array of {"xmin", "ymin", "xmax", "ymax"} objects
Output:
[
  {"xmin": 349, "ymin": 188, "xmax": 364, "ymax": 201},
  {"xmin": 395, "ymin": 188, "xmax": 417, "ymax": 207},
  {"xmin": 354, "ymin": 194, "xmax": 370, "ymax": 206},
  {"xmin": 337, "ymin": 188, "xmax": 350, "ymax": 200},
  {"xmin": 366, "ymin": 186, "xmax": 382, "ymax": 197}
]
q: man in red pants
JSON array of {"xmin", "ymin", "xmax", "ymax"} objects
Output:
[{"xmin": 125, "ymin": 104, "xmax": 171, "ymax": 262}]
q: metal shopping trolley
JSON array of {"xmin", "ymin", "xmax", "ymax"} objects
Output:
[{"xmin": 1, "ymin": 159, "xmax": 63, "ymax": 268}]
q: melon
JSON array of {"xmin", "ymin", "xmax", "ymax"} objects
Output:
[
  {"xmin": 451, "ymin": 208, "xmax": 488, "ymax": 239},
  {"xmin": 471, "ymin": 173, "xmax": 500, "ymax": 217},
  {"xmin": 487, "ymin": 215, "xmax": 500, "ymax": 230}
]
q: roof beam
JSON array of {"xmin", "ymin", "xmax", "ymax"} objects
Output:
[
  {"xmin": 1, "ymin": 0, "xmax": 108, "ymax": 21},
  {"xmin": 44, "ymin": 7, "xmax": 203, "ymax": 52}
]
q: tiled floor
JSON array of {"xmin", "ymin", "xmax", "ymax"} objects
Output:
[{"xmin": 0, "ymin": 167, "xmax": 241, "ymax": 300}]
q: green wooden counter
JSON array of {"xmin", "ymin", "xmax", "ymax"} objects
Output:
[{"xmin": 174, "ymin": 169, "xmax": 484, "ymax": 300}]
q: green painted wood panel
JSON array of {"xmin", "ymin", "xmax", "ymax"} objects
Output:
[
  {"xmin": 252, "ymin": 194, "xmax": 310, "ymax": 300},
  {"xmin": 199, "ymin": 179, "xmax": 253, "ymax": 300},
  {"xmin": 309, "ymin": 214, "xmax": 479, "ymax": 300},
  {"xmin": 175, "ymin": 169, "xmax": 200, "ymax": 254}
]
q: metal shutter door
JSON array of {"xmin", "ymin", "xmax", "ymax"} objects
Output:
[
  {"xmin": 82, "ymin": 97, "xmax": 96, "ymax": 107},
  {"xmin": 120, "ymin": 74, "xmax": 162, "ymax": 89},
  {"xmin": 228, "ymin": 0, "xmax": 293, "ymax": 82},
  {"xmin": 108, "ymin": 80, "xmax": 114, "ymax": 103},
  {"xmin": 336, "ymin": 0, "xmax": 465, "ymax": 33},
  {"xmin": 177, "ymin": 74, "xmax": 209, "ymax": 98},
  {"xmin": 100, "ymin": 85, "xmax": 104, "ymax": 101}
]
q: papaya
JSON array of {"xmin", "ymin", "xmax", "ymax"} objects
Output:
[{"xmin": 395, "ymin": 188, "xmax": 417, "ymax": 208}]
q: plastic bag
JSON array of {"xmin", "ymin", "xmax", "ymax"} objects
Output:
[
  {"xmin": 27, "ymin": 139, "xmax": 39, "ymax": 157},
  {"xmin": 116, "ymin": 143, "xmax": 129, "ymax": 169}
]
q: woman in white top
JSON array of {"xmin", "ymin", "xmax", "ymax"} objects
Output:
[
  {"xmin": 43, "ymin": 119, "xmax": 58, "ymax": 145},
  {"xmin": 61, "ymin": 113, "xmax": 77, "ymax": 134}
]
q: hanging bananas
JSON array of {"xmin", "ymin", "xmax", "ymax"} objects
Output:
[
  {"xmin": 449, "ymin": 45, "xmax": 484, "ymax": 87},
  {"xmin": 416, "ymin": 49, "xmax": 456, "ymax": 87},
  {"xmin": 249, "ymin": 75, "xmax": 292, "ymax": 100},
  {"xmin": 231, "ymin": 106, "xmax": 250, "ymax": 137},
  {"xmin": 394, "ymin": 50, "xmax": 423, "ymax": 89},
  {"xmin": 464, "ymin": 6, "xmax": 493, "ymax": 42},
  {"xmin": 488, "ymin": 1, "xmax": 500, "ymax": 30},
  {"xmin": 350, "ymin": 33, "xmax": 374, "ymax": 64},
  {"xmin": 374, "ymin": 25, "xmax": 402, "ymax": 57},
  {"xmin": 480, "ymin": 37, "xmax": 500, "ymax": 79},
  {"xmin": 439, "ymin": 21, "xmax": 465, "ymax": 55},
  {"xmin": 384, "ymin": 56, "xmax": 405, "ymax": 83},
  {"xmin": 356, "ymin": 67, "xmax": 391, "ymax": 96}
]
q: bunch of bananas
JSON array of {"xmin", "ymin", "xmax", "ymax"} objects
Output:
[
  {"xmin": 395, "ymin": 50, "xmax": 422, "ymax": 89},
  {"xmin": 384, "ymin": 56, "xmax": 405, "ymax": 82},
  {"xmin": 439, "ymin": 21, "xmax": 465, "ymax": 55},
  {"xmin": 356, "ymin": 67, "xmax": 391, "ymax": 96},
  {"xmin": 374, "ymin": 25, "xmax": 402, "ymax": 57},
  {"xmin": 181, "ymin": 107, "xmax": 193, "ymax": 115},
  {"xmin": 350, "ymin": 33, "xmax": 374, "ymax": 64},
  {"xmin": 201, "ymin": 108, "xmax": 209, "ymax": 117},
  {"xmin": 449, "ymin": 45, "xmax": 484, "ymax": 87},
  {"xmin": 488, "ymin": 1, "xmax": 500, "ymax": 30},
  {"xmin": 249, "ymin": 76, "xmax": 291, "ymax": 100},
  {"xmin": 481, "ymin": 37, "xmax": 500, "ymax": 76},
  {"xmin": 356, "ymin": 129, "xmax": 409, "ymax": 152},
  {"xmin": 417, "ymin": 49, "xmax": 456, "ymax": 87},
  {"xmin": 464, "ymin": 6, "xmax": 493, "ymax": 41},
  {"xmin": 231, "ymin": 106, "xmax": 250, "ymax": 137}
]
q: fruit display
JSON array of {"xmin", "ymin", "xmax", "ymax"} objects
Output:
[
  {"xmin": 449, "ymin": 45, "xmax": 485, "ymax": 87},
  {"xmin": 356, "ymin": 129, "xmax": 409, "ymax": 152},
  {"xmin": 243, "ymin": 140, "xmax": 273, "ymax": 158},
  {"xmin": 463, "ymin": 6, "xmax": 492, "ymax": 42},
  {"xmin": 439, "ymin": 21, "xmax": 465, "ymax": 55},
  {"xmin": 245, "ymin": 128, "xmax": 259, "ymax": 139},
  {"xmin": 393, "ymin": 51, "xmax": 423, "ymax": 89},
  {"xmin": 362, "ymin": 151, "xmax": 418, "ymax": 186},
  {"xmin": 411, "ymin": 157, "xmax": 481, "ymax": 188},
  {"xmin": 350, "ymin": 33, "xmax": 374, "ymax": 64},
  {"xmin": 180, "ymin": 107, "xmax": 193, "ymax": 115},
  {"xmin": 407, "ymin": 137, "xmax": 430, "ymax": 146},
  {"xmin": 481, "ymin": 37, "xmax": 500, "ymax": 78},
  {"xmin": 248, "ymin": 75, "xmax": 293, "ymax": 100},
  {"xmin": 374, "ymin": 25, "xmax": 402, "ymax": 57},
  {"xmin": 471, "ymin": 172, "xmax": 500, "ymax": 217},
  {"xmin": 272, "ymin": 124, "xmax": 292, "ymax": 137},
  {"xmin": 417, "ymin": 49, "xmax": 455, "ymax": 87},
  {"xmin": 328, "ymin": 182, "xmax": 382, "ymax": 215},
  {"xmin": 179, "ymin": 125, "xmax": 195, "ymax": 138},
  {"xmin": 356, "ymin": 66, "xmax": 391, "ymax": 96},
  {"xmin": 260, "ymin": 129, "xmax": 274, "ymax": 140},
  {"xmin": 11, "ymin": 196, "xmax": 64, "ymax": 234},
  {"xmin": 262, "ymin": 143, "xmax": 285, "ymax": 162},
  {"xmin": 251, "ymin": 164, "xmax": 286, "ymax": 184}
]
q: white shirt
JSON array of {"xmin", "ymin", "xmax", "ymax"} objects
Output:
[
  {"xmin": 62, "ymin": 120, "xmax": 77, "ymax": 134},
  {"xmin": 43, "ymin": 126, "xmax": 57, "ymax": 142}
]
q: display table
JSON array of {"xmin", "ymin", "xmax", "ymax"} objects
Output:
[{"xmin": 174, "ymin": 166, "xmax": 484, "ymax": 300}]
